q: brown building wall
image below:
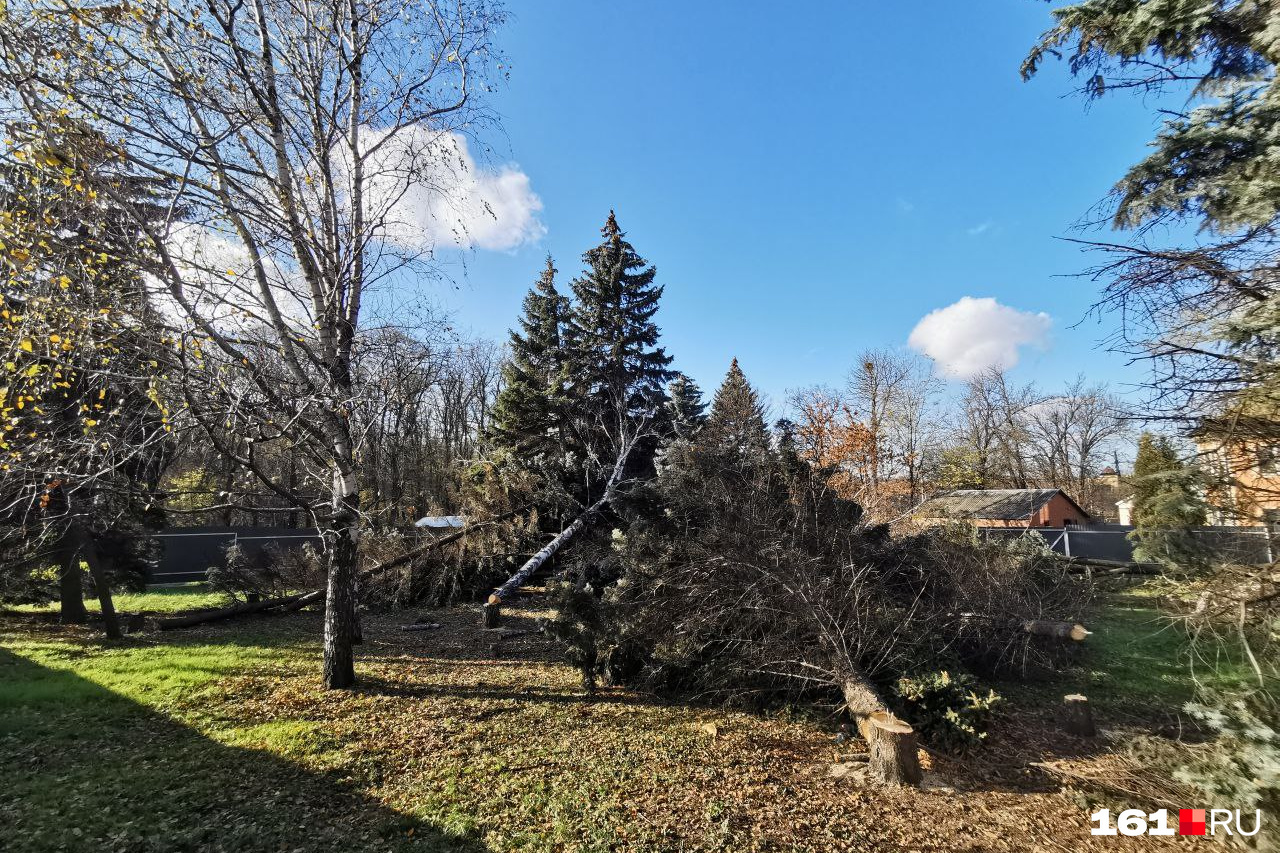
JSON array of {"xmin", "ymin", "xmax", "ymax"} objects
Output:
[
  {"xmin": 971, "ymin": 494, "xmax": 1087, "ymax": 528},
  {"xmin": 1199, "ymin": 439, "xmax": 1280, "ymax": 526}
]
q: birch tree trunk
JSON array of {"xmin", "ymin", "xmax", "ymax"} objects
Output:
[
  {"xmin": 323, "ymin": 525, "xmax": 358, "ymax": 688},
  {"xmin": 0, "ymin": 0, "xmax": 506, "ymax": 687},
  {"xmin": 322, "ymin": 461, "xmax": 361, "ymax": 688}
]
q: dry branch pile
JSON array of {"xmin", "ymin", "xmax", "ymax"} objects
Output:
[{"xmin": 538, "ymin": 401, "xmax": 1091, "ymax": 784}]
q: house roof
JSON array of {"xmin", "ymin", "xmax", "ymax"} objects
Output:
[
  {"xmin": 1191, "ymin": 415, "xmax": 1280, "ymax": 441},
  {"xmin": 916, "ymin": 489, "xmax": 1089, "ymax": 521}
]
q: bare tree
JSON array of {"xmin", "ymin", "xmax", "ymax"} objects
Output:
[
  {"xmin": 790, "ymin": 350, "xmax": 940, "ymax": 521},
  {"xmin": 1023, "ymin": 377, "xmax": 1127, "ymax": 512},
  {"xmin": 0, "ymin": 0, "xmax": 508, "ymax": 687}
]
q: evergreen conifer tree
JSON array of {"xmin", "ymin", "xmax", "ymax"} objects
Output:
[
  {"xmin": 666, "ymin": 373, "xmax": 707, "ymax": 441},
  {"xmin": 490, "ymin": 257, "xmax": 572, "ymax": 462},
  {"xmin": 567, "ymin": 212, "xmax": 673, "ymax": 453},
  {"xmin": 705, "ymin": 359, "xmax": 770, "ymax": 453},
  {"xmin": 1023, "ymin": 0, "xmax": 1280, "ymax": 232},
  {"xmin": 1128, "ymin": 433, "xmax": 1209, "ymax": 570}
]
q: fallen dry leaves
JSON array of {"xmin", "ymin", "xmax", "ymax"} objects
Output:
[{"xmin": 3, "ymin": 592, "xmax": 1201, "ymax": 852}]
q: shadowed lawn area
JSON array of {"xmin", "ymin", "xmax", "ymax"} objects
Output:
[
  {"xmin": 0, "ymin": 639, "xmax": 483, "ymax": 852},
  {"xmin": 2, "ymin": 594, "xmax": 1196, "ymax": 852}
]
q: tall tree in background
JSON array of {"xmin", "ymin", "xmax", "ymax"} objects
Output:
[
  {"xmin": 0, "ymin": 126, "xmax": 170, "ymax": 633},
  {"xmin": 490, "ymin": 257, "xmax": 573, "ymax": 464},
  {"xmin": 0, "ymin": 0, "xmax": 508, "ymax": 688},
  {"xmin": 704, "ymin": 358, "xmax": 770, "ymax": 457},
  {"xmin": 1128, "ymin": 432, "xmax": 1208, "ymax": 570},
  {"xmin": 792, "ymin": 350, "xmax": 940, "ymax": 520},
  {"xmin": 567, "ymin": 212, "xmax": 674, "ymax": 480},
  {"xmin": 791, "ymin": 388, "xmax": 874, "ymax": 504},
  {"xmin": 665, "ymin": 373, "xmax": 707, "ymax": 442},
  {"xmin": 1023, "ymin": 377, "xmax": 1126, "ymax": 512}
]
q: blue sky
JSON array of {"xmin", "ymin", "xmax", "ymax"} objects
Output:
[{"xmin": 428, "ymin": 1, "xmax": 1173, "ymax": 407}]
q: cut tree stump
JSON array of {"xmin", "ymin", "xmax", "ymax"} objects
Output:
[
  {"xmin": 481, "ymin": 602, "xmax": 501, "ymax": 629},
  {"xmin": 841, "ymin": 674, "xmax": 923, "ymax": 786},
  {"xmin": 1022, "ymin": 620, "xmax": 1091, "ymax": 641},
  {"xmin": 860, "ymin": 712, "xmax": 923, "ymax": 786},
  {"xmin": 1061, "ymin": 694, "xmax": 1096, "ymax": 737}
]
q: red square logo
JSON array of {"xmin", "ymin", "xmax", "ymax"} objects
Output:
[{"xmin": 1180, "ymin": 809, "xmax": 1206, "ymax": 836}]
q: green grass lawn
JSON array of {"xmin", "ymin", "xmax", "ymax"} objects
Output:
[
  {"xmin": 0, "ymin": 582, "xmax": 1237, "ymax": 852},
  {"xmin": 998, "ymin": 581, "xmax": 1259, "ymax": 726},
  {"xmin": 0, "ymin": 627, "xmax": 451, "ymax": 852},
  {"xmin": 6, "ymin": 583, "xmax": 232, "ymax": 616}
]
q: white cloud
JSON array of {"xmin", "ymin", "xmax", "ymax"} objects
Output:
[
  {"xmin": 966, "ymin": 221, "xmax": 992, "ymax": 236},
  {"xmin": 152, "ymin": 128, "xmax": 544, "ymax": 337},
  {"xmin": 156, "ymin": 222, "xmax": 313, "ymax": 333},
  {"xmin": 356, "ymin": 126, "xmax": 545, "ymax": 252},
  {"xmin": 907, "ymin": 296, "xmax": 1051, "ymax": 379}
]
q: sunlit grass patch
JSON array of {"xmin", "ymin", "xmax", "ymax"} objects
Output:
[{"xmin": 7, "ymin": 582, "xmax": 231, "ymax": 616}]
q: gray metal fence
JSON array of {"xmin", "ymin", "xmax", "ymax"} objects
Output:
[
  {"xmin": 979, "ymin": 525, "xmax": 1275, "ymax": 565},
  {"xmin": 147, "ymin": 527, "xmax": 321, "ymax": 584}
]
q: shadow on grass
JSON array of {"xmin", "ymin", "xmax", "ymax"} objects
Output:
[{"xmin": 0, "ymin": 647, "xmax": 489, "ymax": 853}]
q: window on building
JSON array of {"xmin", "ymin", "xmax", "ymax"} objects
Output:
[{"xmin": 1257, "ymin": 445, "xmax": 1280, "ymax": 476}]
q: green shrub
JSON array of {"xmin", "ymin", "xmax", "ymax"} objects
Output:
[{"xmin": 893, "ymin": 670, "xmax": 1001, "ymax": 754}]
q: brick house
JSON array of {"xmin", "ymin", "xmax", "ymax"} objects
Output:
[
  {"xmin": 915, "ymin": 488, "xmax": 1091, "ymax": 529},
  {"xmin": 1193, "ymin": 416, "xmax": 1280, "ymax": 529}
]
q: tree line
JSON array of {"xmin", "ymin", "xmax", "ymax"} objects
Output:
[{"xmin": 790, "ymin": 358, "xmax": 1127, "ymax": 522}]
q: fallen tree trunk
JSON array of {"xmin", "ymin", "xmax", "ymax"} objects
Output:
[
  {"xmin": 953, "ymin": 614, "xmax": 1091, "ymax": 641},
  {"xmin": 1066, "ymin": 557, "xmax": 1164, "ymax": 575},
  {"xmin": 1021, "ymin": 619, "xmax": 1090, "ymax": 641},
  {"xmin": 487, "ymin": 492, "xmax": 610, "ymax": 606},
  {"xmin": 154, "ymin": 593, "xmax": 310, "ymax": 629},
  {"xmin": 841, "ymin": 672, "xmax": 922, "ymax": 786},
  {"xmin": 483, "ymin": 430, "xmax": 642, "ymax": 622},
  {"xmin": 157, "ymin": 512, "xmax": 518, "ymax": 631}
]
